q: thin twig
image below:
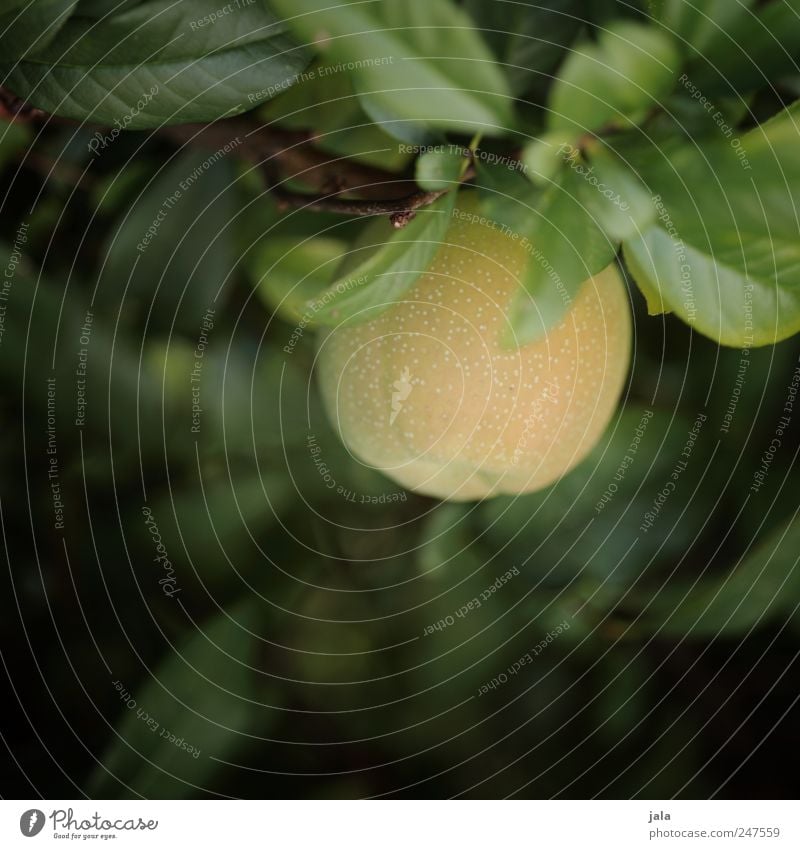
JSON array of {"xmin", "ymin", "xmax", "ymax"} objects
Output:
[
  {"xmin": 0, "ymin": 86, "xmax": 45, "ymax": 122},
  {"xmin": 269, "ymin": 162, "xmax": 475, "ymax": 228},
  {"xmin": 271, "ymin": 186, "xmax": 449, "ymax": 228},
  {"xmin": 0, "ymin": 85, "xmax": 476, "ymax": 225},
  {"xmin": 163, "ymin": 119, "xmax": 415, "ymax": 200}
]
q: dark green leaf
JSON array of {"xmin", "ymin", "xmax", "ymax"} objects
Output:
[
  {"xmin": 1, "ymin": 0, "xmax": 309, "ymax": 127},
  {"xmin": 652, "ymin": 0, "xmax": 758, "ymax": 57},
  {"xmin": 0, "ymin": 0, "xmax": 78, "ymax": 61},
  {"xmin": 464, "ymin": 0, "xmax": 584, "ymax": 96},
  {"xmin": 98, "ymin": 149, "xmax": 238, "ymax": 332},
  {"xmin": 634, "ymin": 512, "xmax": 800, "ymax": 639},
  {"xmin": 260, "ymin": 59, "xmax": 412, "ymax": 170},
  {"xmin": 75, "ymin": 0, "xmax": 143, "ymax": 15},
  {"xmin": 681, "ymin": 0, "xmax": 800, "ymax": 96},
  {"xmin": 88, "ymin": 600, "xmax": 264, "ymax": 797},
  {"xmin": 474, "ymin": 159, "xmax": 540, "ymax": 234}
]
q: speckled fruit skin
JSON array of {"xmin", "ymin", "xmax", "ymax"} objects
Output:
[{"xmin": 316, "ymin": 196, "xmax": 632, "ymax": 501}]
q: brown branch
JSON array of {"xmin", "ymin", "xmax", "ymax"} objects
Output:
[
  {"xmin": 0, "ymin": 85, "xmax": 474, "ymax": 226},
  {"xmin": 163, "ymin": 119, "xmax": 415, "ymax": 200},
  {"xmin": 271, "ymin": 186, "xmax": 449, "ymax": 228},
  {"xmin": 0, "ymin": 87, "xmax": 46, "ymax": 122},
  {"xmin": 268, "ymin": 163, "xmax": 475, "ymax": 228},
  {"xmin": 168, "ymin": 119, "xmax": 476, "ymax": 227}
]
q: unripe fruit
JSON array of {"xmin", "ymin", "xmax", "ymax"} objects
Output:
[{"xmin": 316, "ymin": 196, "xmax": 632, "ymax": 501}]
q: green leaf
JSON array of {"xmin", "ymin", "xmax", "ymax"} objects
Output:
[
  {"xmin": 414, "ymin": 146, "xmax": 466, "ymax": 191},
  {"xmin": 247, "ymin": 234, "xmax": 348, "ymax": 324},
  {"xmin": 474, "ymin": 159, "xmax": 540, "ymax": 235},
  {"xmin": 75, "ymin": 0, "xmax": 142, "ymax": 15},
  {"xmin": 588, "ymin": 0, "xmax": 650, "ymax": 23},
  {"xmin": 259, "ymin": 58, "xmax": 411, "ymax": 170},
  {"xmin": 1, "ymin": 0, "xmax": 310, "ymax": 127},
  {"xmin": 621, "ymin": 101, "xmax": 800, "ymax": 346},
  {"xmin": 681, "ymin": 0, "xmax": 800, "ymax": 96},
  {"xmin": 269, "ymin": 0, "xmax": 513, "ymax": 136},
  {"xmin": 308, "ymin": 191, "xmax": 457, "ymax": 325},
  {"xmin": 576, "ymin": 144, "xmax": 657, "ymax": 243},
  {"xmin": 549, "ymin": 21, "xmax": 680, "ymax": 136},
  {"xmin": 521, "ymin": 130, "xmax": 575, "ymax": 187},
  {"xmin": 464, "ymin": 0, "xmax": 583, "ymax": 96},
  {"xmin": 88, "ymin": 600, "xmax": 264, "ymax": 797},
  {"xmin": 355, "ymin": 88, "xmax": 438, "ymax": 145},
  {"xmin": 503, "ymin": 166, "xmax": 618, "ymax": 346},
  {"xmin": 0, "ymin": 0, "xmax": 78, "ymax": 61},
  {"xmin": 652, "ymin": 0, "xmax": 757, "ymax": 56}
]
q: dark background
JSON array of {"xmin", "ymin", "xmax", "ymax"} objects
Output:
[{"xmin": 2, "ymin": 0, "xmax": 800, "ymax": 799}]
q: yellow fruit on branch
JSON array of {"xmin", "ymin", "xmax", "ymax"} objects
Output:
[{"xmin": 316, "ymin": 194, "xmax": 632, "ymax": 501}]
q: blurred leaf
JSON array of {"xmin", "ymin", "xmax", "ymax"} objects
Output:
[
  {"xmin": 464, "ymin": 0, "xmax": 584, "ymax": 96},
  {"xmin": 549, "ymin": 21, "xmax": 680, "ymax": 137},
  {"xmin": 98, "ymin": 149, "xmax": 238, "ymax": 331},
  {"xmin": 355, "ymin": 89, "xmax": 437, "ymax": 145},
  {"xmin": 247, "ymin": 235, "xmax": 348, "ymax": 324},
  {"xmin": 521, "ymin": 130, "xmax": 575, "ymax": 186},
  {"xmin": 652, "ymin": 0, "xmax": 757, "ymax": 56},
  {"xmin": 0, "ymin": 0, "xmax": 77, "ymax": 61},
  {"xmin": 684, "ymin": 0, "xmax": 800, "ymax": 96},
  {"xmin": 88, "ymin": 599, "xmax": 264, "ymax": 797},
  {"xmin": 1, "ymin": 0, "xmax": 309, "ymax": 126},
  {"xmin": 0, "ymin": 117, "xmax": 31, "ymax": 170},
  {"xmin": 635, "ymin": 512, "xmax": 800, "ymax": 639},
  {"xmin": 148, "ymin": 470, "xmax": 291, "ymax": 590},
  {"xmin": 418, "ymin": 503, "xmax": 479, "ymax": 580},
  {"xmin": 648, "ymin": 0, "xmax": 800, "ymax": 129},
  {"xmin": 479, "ymin": 406, "xmax": 708, "ymax": 586},
  {"xmin": 415, "ymin": 146, "xmax": 465, "ymax": 191},
  {"xmin": 576, "ymin": 144, "xmax": 657, "ymax": 243},
  {"xmin": 503, "ymin": 165, "xmax": 617, "ymax": 346},
  {"xmin": 0, "ymin": 253, "xmax": 194, "ymax": 483},
  {"xmin": 309, "ymin": 190, "xmax": 457, "ymax": 325},
  {"xmin": 474, "ymin": 159, "xmax": 540, "ymax": 234},
  {"xmin": 586, "ymin": 0, "xmax": 649, "ymax": 23},
  {"xmin": 621, "ymin": 100, "xmax": 800, "ymax": 346},
  {"xmin": 90, "ymin": 160, "xmax": 151, "ymax": 216},
  {"xmin": 270, "ymin": 0, "xmax": 514, "ymax": 136},
  {"xmin": 657, "ymin": 89, "xmax": 752, "ymax": 142},
  {"xmin": 75, "ymin": 0, "xmax": 143, "ymax": 15}
]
